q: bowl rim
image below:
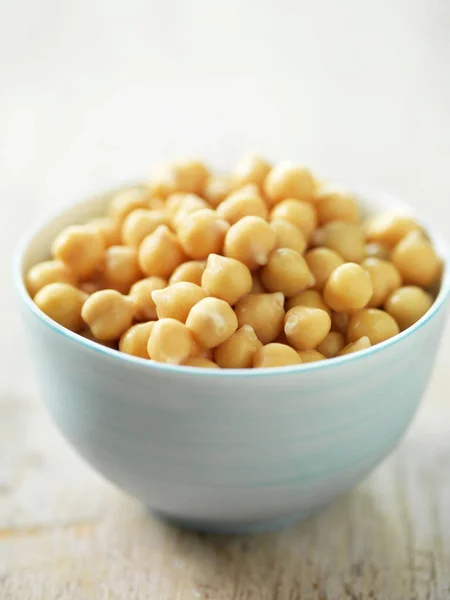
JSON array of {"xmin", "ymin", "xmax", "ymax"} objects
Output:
[{"xmin": 13, "ymin": 182, "xmax": 450, "ymax": 378}]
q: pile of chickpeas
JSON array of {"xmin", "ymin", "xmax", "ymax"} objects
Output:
[{"xmin": 26, "ymin": 156, "xmax": 442, "ymax": 369}]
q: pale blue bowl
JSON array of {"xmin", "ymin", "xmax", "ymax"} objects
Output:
[{"xmin": 14, "ymin": 184, "xmax": 450, "ymax": 534}]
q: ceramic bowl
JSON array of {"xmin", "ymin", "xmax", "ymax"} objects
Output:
[{"xmin": 14, "ymin": 184, "xmax": 450, "ymax": 534}]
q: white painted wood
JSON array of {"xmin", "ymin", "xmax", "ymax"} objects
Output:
[{"xmin": 2, "ymin": 0, "xmax": 450, "ymax": 596}]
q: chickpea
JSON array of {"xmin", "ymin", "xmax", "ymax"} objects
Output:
[
  {"xmin": 261, "ymin": 248, "xmax": 315, "ymax": 297},
  {"xmin": 148, "ymin": 196, "xmax": 165, "ymax": 212},
  {"xmin": 147, "ymin": 318, "xmax": 193, "ymax": 365},
  {"xmin": 81, "ymin": 289, "xmax": 134, "ymax": 341},
  {"xmin": 217, "ymin": 190, "xmax": 268, "ymax": 224},
  {"xmin": 178, "ymin": 209, "xmax": 229, "ymax": 259},
  {"xmin": 103, "ymin": 246, "xmax": 142, "ymax": 294},
  {"xmin": 270, "ymin": 218, "xmax": 307, "ymax": 254},
  {"xmin": 203, "ymin": 176, "xmax": 234, "ymax": 207},
  {"xmin": 324, "ymin": 263, "xmax": 373, "ymax": 312},
  {"xmin": 253, "ymin": 343, "xmax": 302, "ymax": 368},
  {"xmin": 108, "ymin": 188, "xmax": 148, "ymax": 223},
  {"xmin": 172, "ymin": 160, "xmax": 209, "ymax": 195},
  {"xmin": 171, "ymin": 195, "xmax": 210, "ymax": 231},
  {"xmin": 201, "ymin": 254, "xmax": 252, "ymax": 305},
  {"xmin": 191, "ymin": 340, "xmax": 214, "ymax": 360},
  {"xmin": 312, "ymin": 221, "xmax": 365, "ymax": 263},
  {"xmin": 305, "ymin": 247, "xmax": 345, "ymax": 292},
  {"xmin": 152, "ymin": 282, "xmax": 206, "ymax": 322},
  {"xmin": 362, "ymin": 257, "xmax": 402, "ymax": 307},
  {"xmin": 223, "ymin": 216, "xmax": 276, "ymax": 270},
  {"xmin": 385, "ymin": 286, "xmax": 434, "ymax": 330},
  {"xmin": 347, "ymin": 309, "xmax": 400, "ymax": 345},
  {"xmin": 79, "ymin": 328, "xmax": 117, "ymax": 349},
  {"xmin": 51, "ymin": 225, "xmax": 105, "ymax": 279},
  {"xmin": 365, "ymin": 242, "xmax": 390, "ymax": 260},
  {"xmin": 251, "ymin": 272, "xmax": 266, "ymax": 293},
  {"xmin": 129, "ymin": 276, "xmax": 167, "ymax": 321},
  {"xmin": 119, "ymin": 322, "xmax": 155, "ymax": 358},
  {"xmin": 391, "ymin": 230, "xmax": 441, "ymax": 286},
  {"xmin": 235, "ymin": 293, "xmax": 285, "ymax": 344},
  {"xmin": 121, "ymin": 209, "xmax": 166, "ymax": 247},
  {"xmin": 79, "ymin": 276, "xmax": 104, "ymax": 295},
  {"xmin": 286, "ymin": 289, "xmax": 331, "ymax": 315},
  {"xmin": 186, "ymin": 297, "xmax": 238, "ymax": 348},
  {"xmin": 214, "ymin": 325, "xmax": 262, "ymax": 369},
  {"xmin": 264, "ymin": 162, "xmax": 316, "ymax": 205},
  {"xmin": 337, "ymin": 336, "xmax": 371, "ymax": 356},
  {"xmin": 138, "ymin": 225, "xmax": 185, "ymax": 278},
  {"xmin": 330, "ymin": 311, "xmax": 349, "ymax": 335},
  {"xmin": 284, "ymin": 306, "xmax": 331, "ymax": 351},
  {"xmin": 26, "ymin": 260, "xmax": 76, "ymax": 297},
  {"xmin": 34, "ymin": 283, "xmax": 87, "ymax": 332},
  {"xmin": 148, "ymin": 164, "xmax": 176, "ymax": 199},
  {"xmin": 184, "ymin": 357, "xmax": 220, "ymax": 368},
  {"xmin": 169, "ymin": 260, "xmax": 206, "ymax": 286},
  {"xmin": 364, "ymin": 213, "xmax": 422, "ymax": 247},
  {"xmin": 297, "ymin": 350, "xmax": 326, "ymax": 363},
  {"xmin": 234, "ymin": 154, "xmax": 271, "ymax": 189},
  {"xmin": 270, "ymin": 199, "xmax": 317, "ymax": 240},
  {"xmin": 165, "ymin": 192, "xmax": 190, "ymax": 220},
  {"xmin": 316, "ymin": 331, "xmax": 346, "ymax": 358},
  {"xmin": 315, "ymin": 187, "xmax": 360, "ymax": 224},
  {"xmin": 88, "ymin": 216, "xmax": 122, "ymax": 247}
]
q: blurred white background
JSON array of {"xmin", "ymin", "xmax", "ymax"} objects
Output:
[{"xmin": 1, "ymin": 0, "xmax": 450, "ymax": 386}]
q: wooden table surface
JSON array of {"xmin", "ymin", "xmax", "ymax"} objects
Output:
[{"xmin": 2, "ymin": 1, "xmax": 450, "ymax": 598}]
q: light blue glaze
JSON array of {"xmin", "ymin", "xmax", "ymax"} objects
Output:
[{"xmin": 14, "ymin": 184, "xmax": 450, "ymax": 533}]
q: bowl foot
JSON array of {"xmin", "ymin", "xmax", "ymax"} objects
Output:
[{"xmin": 151, "ymin": 505, "xmax": 325, "ymax": 535}]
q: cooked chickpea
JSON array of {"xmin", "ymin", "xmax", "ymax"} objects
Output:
[
  {"xmin": 121, "ymin": 209, "xmax": 166, "ymax": 247},
  {"xmin": 286, "ymin": 289, "xmax": 331, "ymax": 315},
  {"xmin": 284, "ymin": 306, "xmax": 331, "ymax": 351},
  {"xmin": 26, "ymin": 260, "xmax": 76, "ymax": 297},
  {"xmin": 184, "ymin": 357, "xmax": 220, "ymax": 368},
  {"xmin": 264, "ymin": 162, "xmax": 316, "ymax": 205},
  {"xmin": 148, "ymin": 163, "xmax": 176, "ymax": 199},
  {"xmin": 34, "ymin": 283, "xmax": 87, "ymax": 332},
  {"xmin": 186, "ymin": 297, "xmax": 238, "ymax": 348},
  {"xmin": 119, "ymin": 322, "xmax": 155, "ymax": 358},
  {"xmin": 147, "ymin": 318, "xmax": 193, "ymax": 365},
  {"xmin": 148, "ymin": 196, "xmax": 165, "ymax": 212},
  {"xmin": 224, "ymin": 216, "xmax": 276, "ymax": 270},
  {"xmin": 79, "ymin": 276, "xmax": 104, "ymax": 295},
  {"xmin": 270, "ymin": 199, "xmax": 317, "ymax": 240},
  {"xmin": 103, "ymin": 246, "xmax": 142, "ymax": 294},
  {"xmin": 364, "ymin": 213, "xmax": 422, "ymax": 247},
  {"xmin": 316, "ymin": 331, "xmax": 346, "ymax": 358},
  {"xmin": 201, "ymin": 254, "xmax": 252, "ymax": 306},
  {"xmin": 217, "ymin": 190, "xmax": 268, "ymax": 224},
  {"xmin": 304, "ymin": 247, "xmax": 345, "ymax": 292},
  {"xmin": 315, "ymin": 187, "xmax": 360, "ymax": 224},
  {"xmin": 172, "ymin": 160, "xmax": 209, "ymax": 195},
  {"xmin": 235, "ymin": 292, "xmax": 285, "ymax": 344},
  {"xmin": 165, "ymin": 192, "xmax": 190, "ymax": 220},
  {"xmin": 52, "ymin": 225, "xmax": 105, "ymax": 279},
  {"xmin": 261, "ymin": 248, "xmax": 315, "ymax": 297},
  {"xmin": 191, "ymin": 340, "xmax": 214, "ymax": 360},
  {"xmin": 337, "ymin": 336, "xmax": 371, "ymax": 356},
  {"xmin": 347, "ymin": 309, "xmax": 400, "ymax": 345},
  {"xmin": 297, "ymin": 350, "xmax": 326, "ymax": 363},
  {"xmin": 171, "ymin": 195, "xmax": 210, "ymax": 231},
  {"xmin": 88, "ymin": 216, "xmax": 122, "ymax": 247},
  {"xmin": 362, "ymin": 257, "xmax": 402, "ymax": 307},
  {"xmin": 270, "ymin": 218, "xmax": 307, "ymax": 254},
  {"xmin": 108, "ymin": 188, "xmax": 148, "ymax": 223},
  {"xmin": 152, "ymin": 282, "xmax": 206, "ymax": 322},
  {"xmin": 214, "ymin": 325, "xmax": 262, "ymax": 369},
  {"xmin": 330, "ymin": 311, "xmax": 349, "ymax": 334},
  {"xmin": 251, "ymin": 272, "xmax": 266, "ymax": 293},
  {"xmin": 385, "ymin": 286, "xmax": 434, "ymax": 330},
  {"xmin": 178, "ymin": 209, "xmax": 229, "ymax": 259},
  {"xmin": 324, "ymin": 263, "xmax": 373, "ymax": 312},
  {"xmin": 79, "ymin": 328, "xmax": 117, "ymax": 349},
  {"xmin": 253, "ymin": 343, "xmax": 302, "ymax": 368},
  {"xmin": 312, "ymin": 221, "xmax": 365, "ymax": 263},
  {"xmin": 129, "ymin": 276, "xmax": 167, "ymax": 321},
  {"xmin": 234, "ymin": 154, "xmax": 271, "ymax": 189},
  {"xmin": 168, "ymin": 260, "xmax": 206, "ymax": 286},
  {"xmin": 138, "ymin": 225, "xmax": 185, "ymax": 278},
  {"xmin": 203, "ymin": 176, "xmax": 234, "ymax": 207},
  {"xmin": 365, "ymin": 242, "xmax": 390, "ymax": 260},
  {"xmin": 81, "ymin": 289, "xmax": 134, "ymax": 341},
  {"xmin": 391, "ymin": 230, "xmax": 441, "ymax": 286}
]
